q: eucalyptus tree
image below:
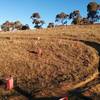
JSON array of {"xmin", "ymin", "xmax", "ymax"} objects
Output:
[
  {"xmin": 55, "ymin": 12, "xmax": 69, "ymax": 25},
  {"xmin": 69, "ymin": 10, "xmax": 82, "ymax": 24},
  {"xmin": 31, "ymin": 12, "xmax": 45, "ymax": 28},
  {"xmin": 47, "ymin": 22, "xmax": 55, "ymax": 28},
  {"xmin": 87, "ymin": 2, "xmax": 100, "ymax": 24}
]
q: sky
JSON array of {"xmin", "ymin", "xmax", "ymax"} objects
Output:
[{"xmin": 0, "ymin": 0, "xmax": 100, "ymax": 28}]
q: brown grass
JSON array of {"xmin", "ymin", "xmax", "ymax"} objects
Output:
[{"xmin": 0, "ymin": 24, "xmax": 99, "ymax": 99}]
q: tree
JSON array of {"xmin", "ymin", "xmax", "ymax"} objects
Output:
[
  {"xmin": 1, "ymin": 21, "xmax": 14, "ymax": 31},
  {"xmin": 55, "ymin": 12, "xmax": 69, "ymax": 25},
  {"xmin": 69, "ymin": 10, "xmax": 80, "ymax": 19},
  {"xmin": 1, "ymin": 21, "xmax": 24, "ymax": 31},
  {"xmin": 71, "ymin": 17, "xmax": 82, "ymax": 25},
  {"xmin": 1, "ymin": 24, "xmax": 9, "ymax": 31},
  {"xmin": 31, "ymin": 12, "xmax": 44, "ymax": 28},
  {"xmin": 21, "ymin": 24, "xmax": 30, "ymax": 30},
  {"xmin": 31, "ymin": 12, "xmax": 40, "ymax": 20},
  {"xmin": 47, "ymin": 22, "xmax": 55, "ymax": 28},
  {"xmin": 81, "ymin": 18, "xmax": 91, "ymax": 25},
  {"xmin": 32, "ymin": 19, "xmax": 44, "ymax": 28},
  {"xmin": 14, "ymin": 21, "xmax": 23, "ymax": 30},
  {"xmin": 69, "ymin": 10, "xmax": 82, "ymax": 24},
  {"xmin": 87, "ymin": 2, "xmax": 100, "ymax": 24}
]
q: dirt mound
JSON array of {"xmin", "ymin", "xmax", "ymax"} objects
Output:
[{"xmin": 0, "ymin": 38, "xmax": 99, "ymax": 97}]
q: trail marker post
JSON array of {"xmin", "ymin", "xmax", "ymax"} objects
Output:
[{"xmin": 38, "ymin": 48, "xmax": 42, "ymax": 56}]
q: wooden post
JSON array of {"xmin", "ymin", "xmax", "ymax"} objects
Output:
[
  {"xmin": 37, "ymin": 37, "xmax": 40, "ymax": 40},
  {"xmin": 38, "ymin": 48, "xmax": 42, "ymax": 56}
]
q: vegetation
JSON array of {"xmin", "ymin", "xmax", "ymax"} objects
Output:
[
  {"xmin": 69, "ymin": 10, "xmax": 82, "ymax": 25},
  {"xmin": 0, "ymin": 1, "xmax": 100, "ymax": 100},
  {"xmin": 31, "ymin": 12, "xmax": 45, "ymax": 28},
  {"xmin": 14, "ymin": 20, "xmax": 23, "ymax": 30},
  {"xmin": 0, "ymin": 25, "xmax": 99, "ymax": 99},
  {"xmin": 21, "ymin": 24, "xmax": 30, "ymax": 30},
  {"xmin": 55, "ymin": 12, "xmax": 69, "ymax": 25},
  {"xmin": 87, "ymin": 2, "xmax": 100, "ymax": 24},
  {"xmin": 1, "ymin": 21, "xmax": 14, "ymax": 31},
  {"xmin": 0, "ymin": 1, "xmax": 100, "ymax": 31},
  {"xmin": 47, "ymin": 22, "xmax": 55, "ymax": 28},
  {"xmin": 1, "ymin": 21, "xmax": 30, "ymax": 31}
]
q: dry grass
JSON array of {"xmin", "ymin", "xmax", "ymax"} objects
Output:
[{"xmin": 0, "ymin": 24, "xmax": 99, "ymax": 99}]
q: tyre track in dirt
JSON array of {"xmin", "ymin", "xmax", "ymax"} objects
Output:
[
  {"xmin": 12, "ymin": 39, "xmax": 100, "ymax": 100},
  {"xmin": 66, "ymin": 40, "xmax": 100, "ymax": 100}
]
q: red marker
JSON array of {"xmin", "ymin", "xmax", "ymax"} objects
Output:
[
  {"xmin": 6, "ymin": 76, "xmax": 13, "ymax": 90},
  {"xmin": 59, "ymin": 96, "xmax": 68, "ymax": 100}
]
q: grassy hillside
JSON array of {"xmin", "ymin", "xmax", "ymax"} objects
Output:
[{"xmin": 0, "ymin": 24, "xmax": 100, "ymax": 100}]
